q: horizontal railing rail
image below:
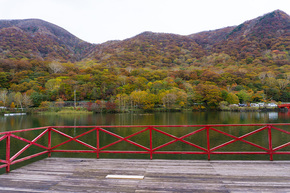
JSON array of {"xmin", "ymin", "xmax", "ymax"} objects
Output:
[
  {"xmin": 0, "ymin": 124, "xmax": 289, "ymax": 173},
  {"xmin": 278, "ymin": 104, "xmax": 290, "ymax": 109}
]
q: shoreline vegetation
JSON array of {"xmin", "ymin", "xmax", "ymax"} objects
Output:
[{"xmin": 0, "ymin": 103, "xmax": 287, "ymax": 116}]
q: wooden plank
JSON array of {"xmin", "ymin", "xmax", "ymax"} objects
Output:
[
  {"xmin": 0, "ymin": 158, "xmax": 289, "ymax": 192},
  {"xmin": 106, "ymin": 175, "xmax": 144, "ymax": 179}
]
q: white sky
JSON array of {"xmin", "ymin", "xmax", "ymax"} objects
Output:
[{"xmin": 0, "ymin": 0, "xmax": 289, "ymax": 44}]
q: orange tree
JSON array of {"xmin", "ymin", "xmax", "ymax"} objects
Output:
[{"xmin": 194, "ymin": 83, "xmax": 223, "ymax": 108}]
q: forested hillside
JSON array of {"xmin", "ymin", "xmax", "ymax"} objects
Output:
[
  {"xmin": 0, "ymin": 10, "xmax": 289, "ymax": 111},
  {"xmin": 0, "ymin": 19, "xmax": 94, "ymax": 61}
]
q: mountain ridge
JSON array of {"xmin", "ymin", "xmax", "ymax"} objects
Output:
[
  {"xmin": 0, "ymin": 9, "xmax": 289, "ymax": 64},
  {"xmin": 0, "ymin": 18, "xmax": 94, "ymax": 61},
  {"xmin": 190, "ymin": 10, "xmax": 289, "ymax": 49}
]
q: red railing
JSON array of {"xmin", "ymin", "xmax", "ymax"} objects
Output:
[
  {"xmin": 278, "ymin": 104, "xmax": 290, "ymax": 109},
  {"xmin": 0, "ymin": 124, "xmax": 289, "ymax": 173}
]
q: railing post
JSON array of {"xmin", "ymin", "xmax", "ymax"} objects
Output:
[
  {"xmin": 150, "ymin": 127, "xmax": 153, "ymax": 160},
  {"xmin": 268, "ymin": 125, "xmax": 273, "ymax": 161},
  {"xmin": 97, "ymin": 127, "xmax": 100, "ymax": 159},
  {"xmin": 206, "ymin": 127, "xmax": 211, "ymax": 161},
  {"xmin": 48, "ymin": 127, "xmax": 51, "ymax": 157},
  {"xmin": 6, "ymin": 133, "xmax": 11, "ymax": 173}
]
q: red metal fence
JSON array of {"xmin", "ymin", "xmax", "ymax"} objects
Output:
[
  {"xmin": 0, "ymin": 124, "xmax": 289, "ymax": 173},
  {"xmin": 278, "ymin": 104, "xmax": 290, "ymax": 109}
]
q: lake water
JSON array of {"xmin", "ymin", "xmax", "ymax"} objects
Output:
[
  {"xmin": 0, "ymin": 111, "xmax": 289, "ymax": 172},
  {"xmin": 1, "ymin": 111, "xmax": 290, "ymax": 132}
]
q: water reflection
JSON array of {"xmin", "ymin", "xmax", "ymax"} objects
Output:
[
  {"xmin": 268, "ymin": 112, "xmax": 278, "ymax": 120},
  {"xmin": 0, "ymin": 111, "xmax": 289, "ymax": 166},
  {"xmin": 0, "ymin": 111, "xmax": 290, "ymax": 132}
]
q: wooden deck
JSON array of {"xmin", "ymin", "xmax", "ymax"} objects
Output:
[{"xmin": 0, "ymin": 158, "xmax": 290, "ymax": 192}]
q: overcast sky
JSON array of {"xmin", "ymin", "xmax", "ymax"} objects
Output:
[{"xmin": 0, "ymin": 0, "xmax": 289, "ymax": 44}]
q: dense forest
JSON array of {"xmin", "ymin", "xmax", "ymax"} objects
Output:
[{"xmin": 0, "ymin": 10, "xmax": 289, "ymax": 111}]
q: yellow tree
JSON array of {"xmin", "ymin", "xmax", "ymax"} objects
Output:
[
  {"xmin": 143, "ymin": 93, "xmax": 157, "ymax": 110},
  {"xmin": 226, "ymin": 92, "xmax": 239, "ymax": 104},
  {"xmin": 45, "ymin": 78, "xmax": 62, "ymax": 91},
  {"xmin": 10, "ymin": 102, "xmax": 15, "ymax": 109},
  {"xmin": 14, "ymin": 92, "xmax": 23, "ymax": 109},
  {"xmin": 130, "ymin": 91, "xmax": 147, "ymax": 109},
  {"xmin": 175, "ymin": 90, "xmax": 188, "ymax": 108}
]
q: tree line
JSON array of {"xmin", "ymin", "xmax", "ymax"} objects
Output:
[{"xmin": 0, "ymin": 51, "xmax": 289, "ymax": 111}]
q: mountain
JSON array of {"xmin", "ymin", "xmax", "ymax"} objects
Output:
[
  {"xmin": 225, "ymin": 9, "xmax": 290, "ymax": 41},
  {"xmin": 190, "ymin": 10, "xmax": 290, "ymax": 60},
  {"xmin": 0, "ymin": 10, "xmax": 289, "ymax": 66},
  {"xmin": 90, "ymin": 31, "xmax": 206, "ymax": 68},
  {"xmin": 0, "ymin": 19, "xmax": 94, "ymax": 61},
  {"xmin": 90, "ymin": 10, "xmax": 289, "ymax": 68},
  {"xmin": 188, "ymin": 26, "xmax": 235, "ymax": 49}
]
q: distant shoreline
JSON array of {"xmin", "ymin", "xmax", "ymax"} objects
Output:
[{"xmin": 1, "ymin": 106, "xmax": 287, "ymax": 116}]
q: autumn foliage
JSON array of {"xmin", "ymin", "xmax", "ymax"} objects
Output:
[{"xmin": 0, "ymin": 10, "xmax": 289, "ymax": 110}]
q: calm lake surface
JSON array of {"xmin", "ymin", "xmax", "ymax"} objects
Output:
[
  {"xmin": 1, "ymin": 111, "xmax": 290, "ymax": 131},
  {"xmin": 0, "ymin": 111, "xmax": 289, "ymax": 170}
]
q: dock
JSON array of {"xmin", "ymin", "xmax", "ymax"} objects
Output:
[{"xmin": 0, "ymin": 158, "xmax": 290, "ymax": 192}]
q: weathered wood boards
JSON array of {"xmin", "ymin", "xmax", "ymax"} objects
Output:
[
  {"xmin": 0, "ymin": 158, "xmax": 289, "ymax": 192},
  {"xmin": 106, "ymin": 175, "xmax": 144, "ymax": 180}
]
